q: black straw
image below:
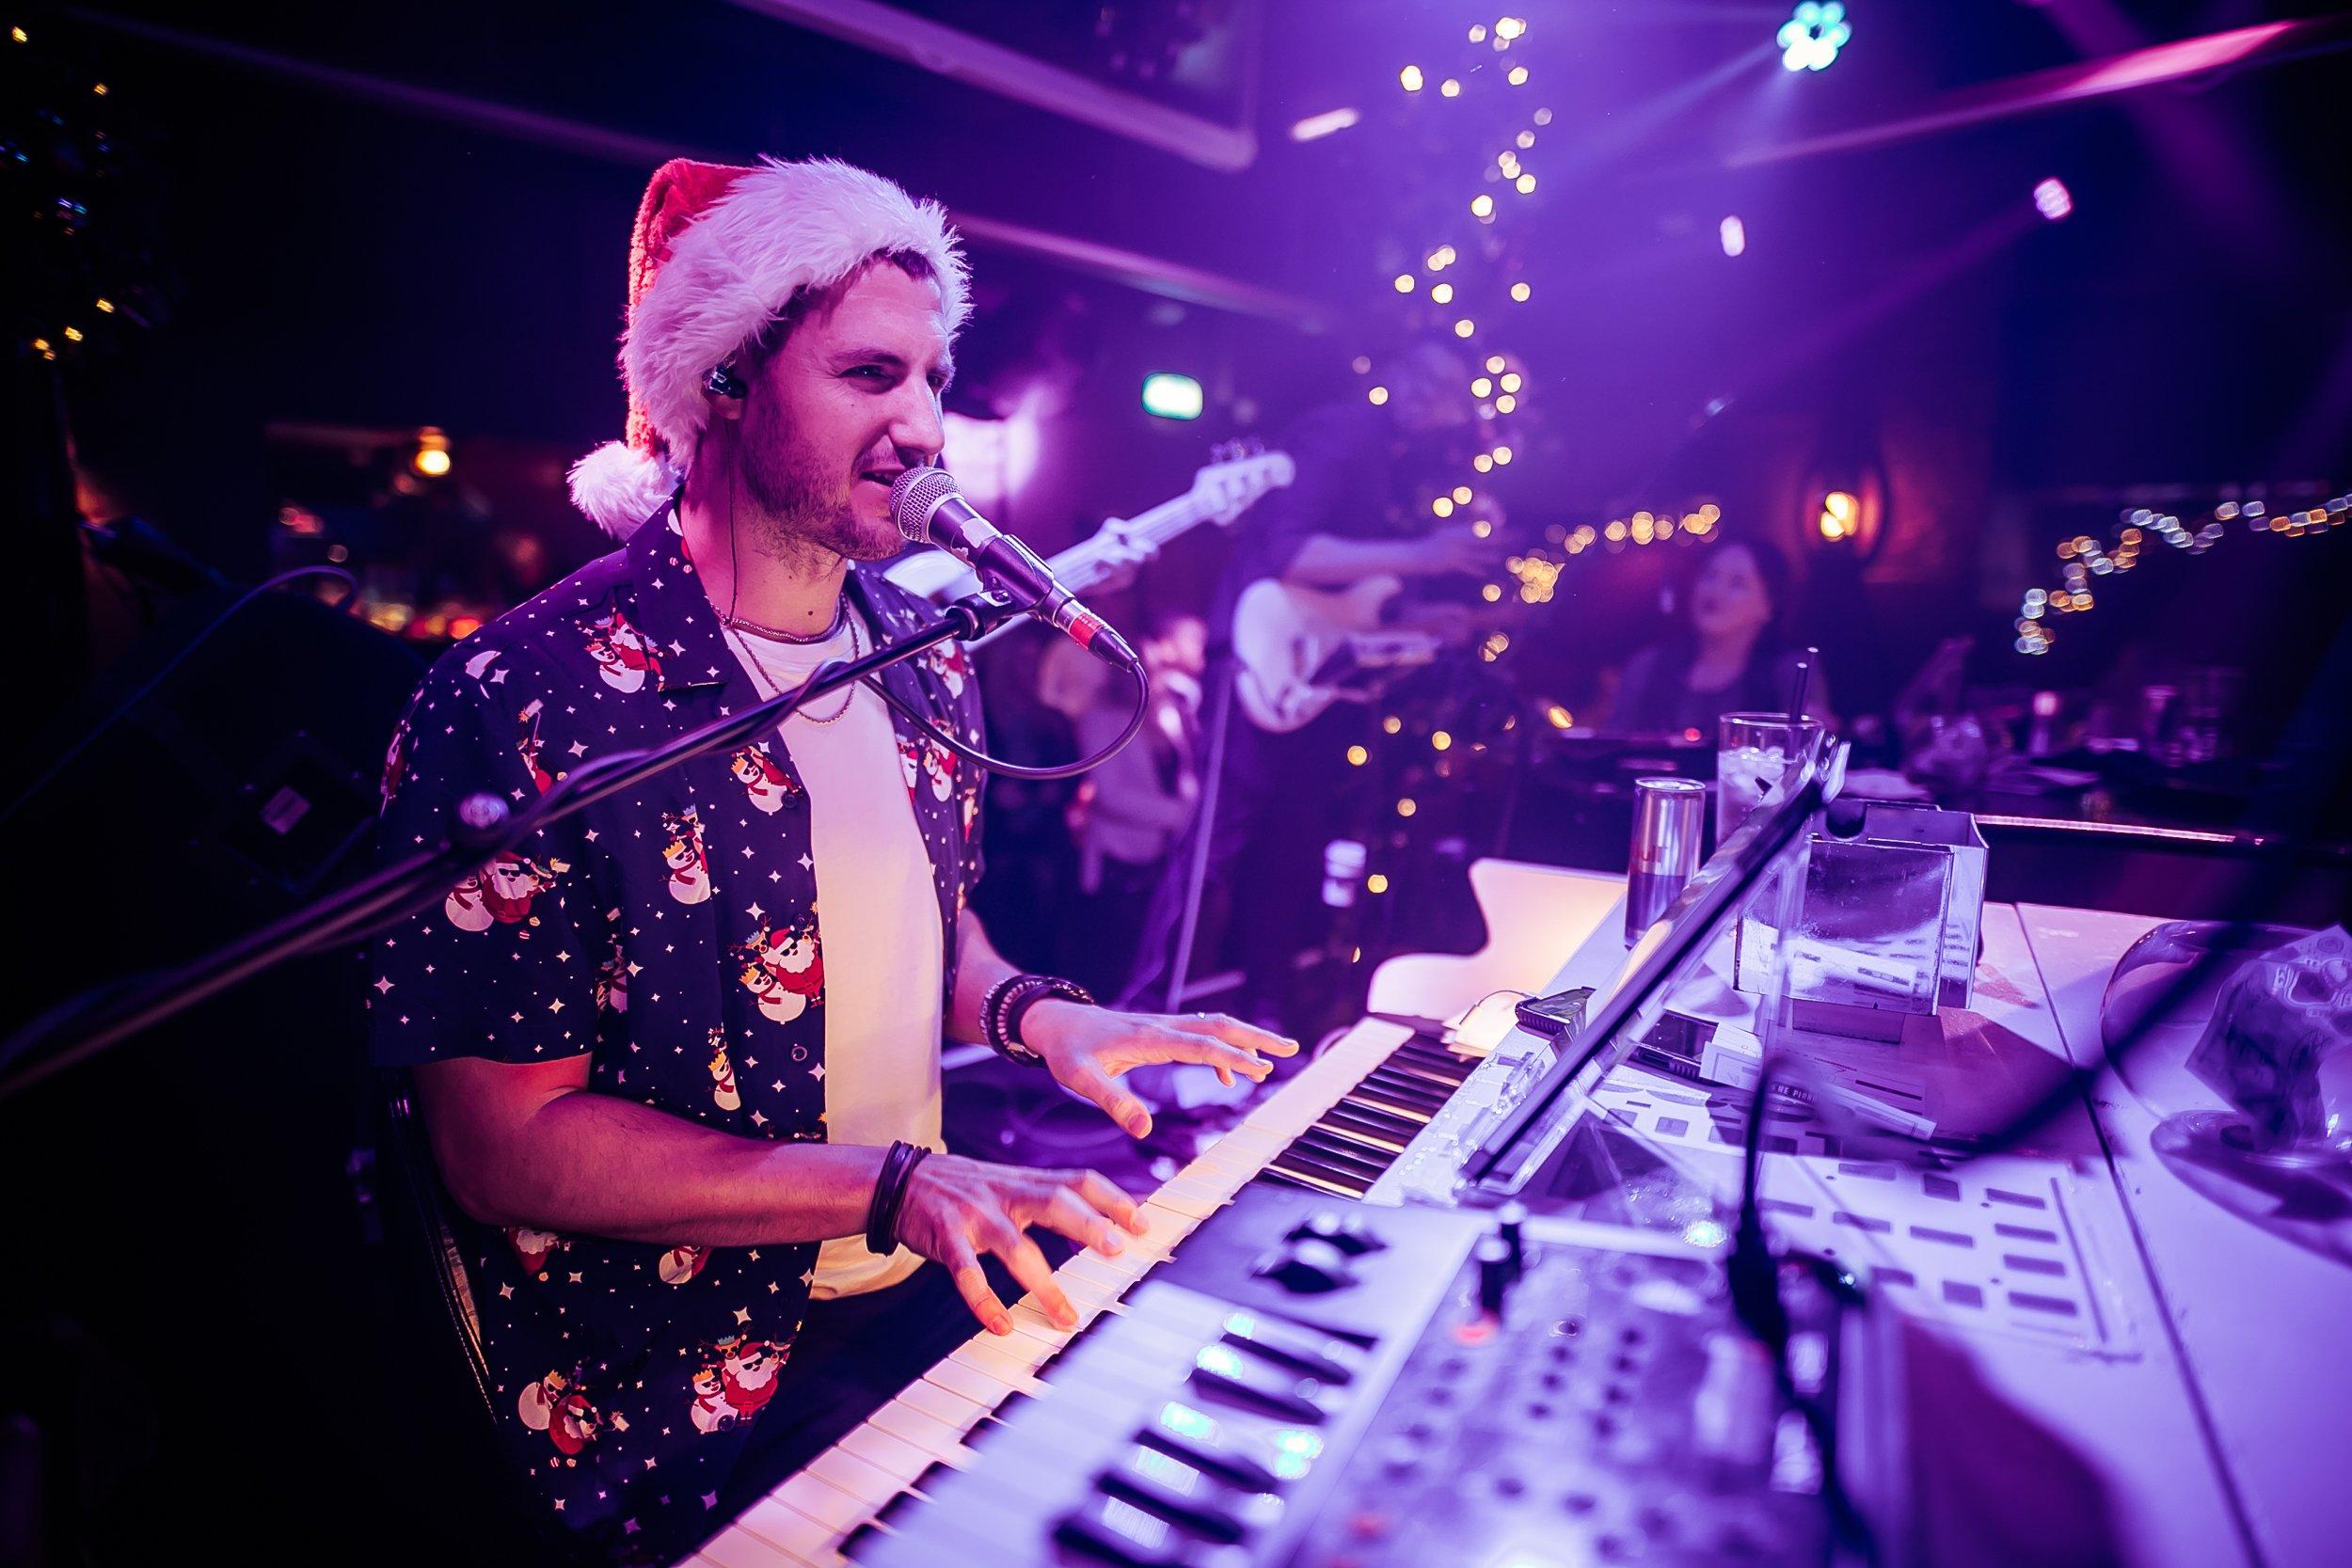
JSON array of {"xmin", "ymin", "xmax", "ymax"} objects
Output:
[{"xmin": 1787, "ymin": 645, "xmax": 1818, "ymax": 723}]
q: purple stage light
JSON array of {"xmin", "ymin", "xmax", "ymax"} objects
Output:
[
  {"xmin": 1721, "ymin": 215, "xmax": 1747, "ymax": 257},
  {"xmin": 2034, "ymin": 177, "xmax": 2074, "ymax": 220}
]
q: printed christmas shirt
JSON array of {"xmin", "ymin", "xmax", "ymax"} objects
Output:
[{"xmin": 369, "ymin": 504, "xmax": 985, "ymax": 1560}]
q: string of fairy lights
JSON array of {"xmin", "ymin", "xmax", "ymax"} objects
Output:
[
  {"xmin": 2013, "ymin": 490, "xmax": 2347, "ymax": 656},
  {"xmin": 1362, "ymin": 14, "xmax": 1542, "ymax": 539},
  {"xmin": 10, "ymin": 21, "xmax": 164, "ymax": 369},
  {"xmin": 1332, "ymin": 15, "xmax": 1735, "ymax": 919},
  {"xmin": 1359, "ymin": 12, "xmax": 1723, "ymax": 667}
]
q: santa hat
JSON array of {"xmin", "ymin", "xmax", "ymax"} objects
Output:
[{"xmin": 567, "ymin": 156, "xmax": 971, "ymax": 540}]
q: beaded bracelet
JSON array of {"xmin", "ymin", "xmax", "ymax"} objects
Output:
[{"xmin": 982, "ymin": 974, "xmax": 1091, "ymax": 1066}]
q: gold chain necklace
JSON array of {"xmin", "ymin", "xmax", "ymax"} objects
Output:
[{"xmin": 729, "ymin": 611, "xmax": 866, "ymax": 726}]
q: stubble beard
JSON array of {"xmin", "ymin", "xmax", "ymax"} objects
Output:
[{"xmin": 739, "ymin": 411, "xmax": 900, "ymax": 567}]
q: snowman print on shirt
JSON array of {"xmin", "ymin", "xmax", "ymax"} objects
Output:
[
  {"xmin": 706, "ymin": 1028, "xmax": 741, "ymax": 1111},
  {"xmin": 444, "ymin": 851, "xmax": 568, "ymax": 933},
  {"xmin": 659, "ymin": 808, "xmax": 711, "ymax": 904},
  {"xmin": 736, "ymin": 915, "xmax": 823, "ymax": 1024},
  {"xmin": 581, "ymin": 597, "xmax": 661, "ymax": 693},
  {"xmin": 728, "ymin": 742, "xmax": 803, "ymax": 816},
  {"xmin": 687, "ymin": 1366, "xmax": 738, "ymax": 1434}
]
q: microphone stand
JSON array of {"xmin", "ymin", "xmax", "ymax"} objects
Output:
[{"xmin": 0, "ymin": 590, "xmax": 1021, "ymax": 1103}]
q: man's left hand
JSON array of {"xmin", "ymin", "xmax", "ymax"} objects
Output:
[{"xmin": 1023, "ymin": 1005, "xmax": 1299, "ymax": 1139}]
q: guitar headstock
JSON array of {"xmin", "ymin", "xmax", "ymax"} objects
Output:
[{"xmin": 1191, "ymin": 445, "xmax": 1297, "ymax": 525}]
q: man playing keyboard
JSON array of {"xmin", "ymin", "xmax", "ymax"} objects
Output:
[{"xmin": 369, "ymin": 156, "xmax": 1293, "ymax": 1563}]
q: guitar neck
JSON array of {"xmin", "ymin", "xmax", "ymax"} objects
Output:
[{"xmin": 1050, "ymin": 491, "xmax": 1213, "ymax": 592}]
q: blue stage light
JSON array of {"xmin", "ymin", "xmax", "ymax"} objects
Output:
[
  {"xmin": 1141, "ymin": 372, "xmax": 1203, "ymax": 420},
  {"xmin": 1778, "ymin": 3, "xmax": 1851, "ymax": 72}
]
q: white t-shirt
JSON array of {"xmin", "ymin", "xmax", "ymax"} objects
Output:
[{"xmin": 728, "ymin": 607, "xmax": 943, "ymax": 1297}]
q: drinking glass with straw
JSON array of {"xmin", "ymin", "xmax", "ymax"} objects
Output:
[{"xmin": 1714, "ymin": 647, "xmax": 1823, "ymax": 844}]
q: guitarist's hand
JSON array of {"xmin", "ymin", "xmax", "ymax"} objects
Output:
[{"xmin": 1401, "ymin": 526, "xmax": 1494, "ymax": 578}]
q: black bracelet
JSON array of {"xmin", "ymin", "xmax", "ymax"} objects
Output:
[
  {"xmin": 1004, "ymin": 975, "xmax": 1092, "ymax": 1059},
  {"xmin": 864, "ymin": 1140, "xmax": 929, "ymax": 1256}
]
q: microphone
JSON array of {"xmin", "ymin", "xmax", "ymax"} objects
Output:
[{"xmin": 889, "ymin": 467, "xmax": 1140, "ymax": 670}]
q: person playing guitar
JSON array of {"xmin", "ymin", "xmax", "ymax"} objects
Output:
[{"xmin": 1120, "ymin": 340, "xmax": 1504, "ymax": 1037}]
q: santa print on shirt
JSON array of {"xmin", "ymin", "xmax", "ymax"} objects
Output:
[
  {"xmin": 896, "ymin": 734, "xmax": 955, "ymax": 803},
  {"xmin": 367, "ymin": 505, "xmax": 986, "ymax": 1556},
  {"xmin": 518, "ymin": 1370, "xmax": 603, "ymax": 1463},
  {"xmin": 735, "ymin": 914, "xmax": 824, "ymax": 1024},
  {"xmin": 444, "ymin": 851, "xmax": 569, "ymax": 932},
  {"xmin": 581, "ymin": 595, "xmax": 661, "ymax": 693}
]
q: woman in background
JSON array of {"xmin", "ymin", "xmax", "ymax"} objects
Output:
[{"xmin": 1607, "ymin": 536, "xmax": 1834, "ymax": 734}]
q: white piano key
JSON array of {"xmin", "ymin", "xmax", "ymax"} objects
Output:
[
  {"xmin": 898, "ymin": 1377, "xmax": 991, "ymax": 1430},
  {"xmin": 837, "ymin": 1422, "xmax": 934, "ymax": 1488},
  {"xmin": 955, "ymin": 1330, "xmax": 1054, "ymax": 1383},
  {"xmin": 1053, "ymin": 1272, "xmax": 1127, "ymax": 1312},
  {"xmin": 771, "ymin": 1471, "xmax": 871, "ymax": 1532},
  {"xmin": 939, "ymin": 1353, "xmax": 1043, "ymax": 1403},
  {"xmin": 804, "ymin": 1445, "xmax": 899, "ymax": 1512},
  {"xmin": 1006, "ymin": 1300, "xmax": 1079, "ymax": 1347},
  {"xmin": 694, "ymin": 1534, "xmax": 796, "ymax": 1568},
  {"xmin": 734, "ymin": 1497, "xmax": 845, "ymax": 1563},
  {"xmin": 1149, "ymin": 1182, "xmax": 1226, "ymax": 1220},
  {"xmin": 1061, "ymin": 1250, "xmax": 1141, "ymax": 1292},
  {"xmin": 1136, "ymin": 1200, "xmax": 1199, "ymax": 1239},
  {"xmin": 868, "ymin": 1396, "xmax": 974, "ymax": 1458}
]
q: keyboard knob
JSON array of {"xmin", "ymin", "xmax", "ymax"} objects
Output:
[
  {"xmin": 1497, "ymin": 1199, "xmax": 1529, "ymax": 1279},
  {"xmin": 1255, "ymin": 1238, "xmax": 1356, "ymax": 1293},
  {"xmin": 1287, "ymin": 1208, "xmax": 1384, "ymax": 1255},
  {"xmin": 1476, "ymin": 1236, "xmax": 1514, "ymax": 1317}
]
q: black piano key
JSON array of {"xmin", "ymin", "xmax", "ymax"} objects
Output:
[
  {"xmin": 1338, "ymin": 1085, "xmax": 1437, "ymax": 1123},
  {"xmin": 1259, "ymin": 1160, "xmax": 1363, "ymax": 1199},
  {"xmin": 1377, "ymin": 1067, "xmax": 1466, "ymax": 1100},
  {"xmin": 1265, "ymin": 1147, "xmax": 1375, "ymax": 1196},
  {"xmin": 1391, "ymin": 1038, "xmax": 1474, "ymax": 1073},
  {"xmin": 1368, "ymin": 1056, "xmax": 1454, "ymax": 1091},
  {"xmin": 1290, "ymin": 1132, "xmax": 1391, "ymax": 1180},
  {"xmin": 1382, "ymin": 1048, "xmax": 1473, "ymax": 1086},
  {"xmin": 1359, "ymin": 1069, "xmax": 1450, "ymax": 1112},
  {"xmin": 1311, "ymin": 1108, "xmax": 1411, "ymax": 1155}
]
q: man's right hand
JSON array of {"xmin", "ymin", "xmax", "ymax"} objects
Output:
[
  {"xmin": 1402, "ymin": 526, "xmax": 1492, "ymax": 578},
  {"xmin": 892, "ymin": 1153, "xmax": 1147, "ymax": 1336}
]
